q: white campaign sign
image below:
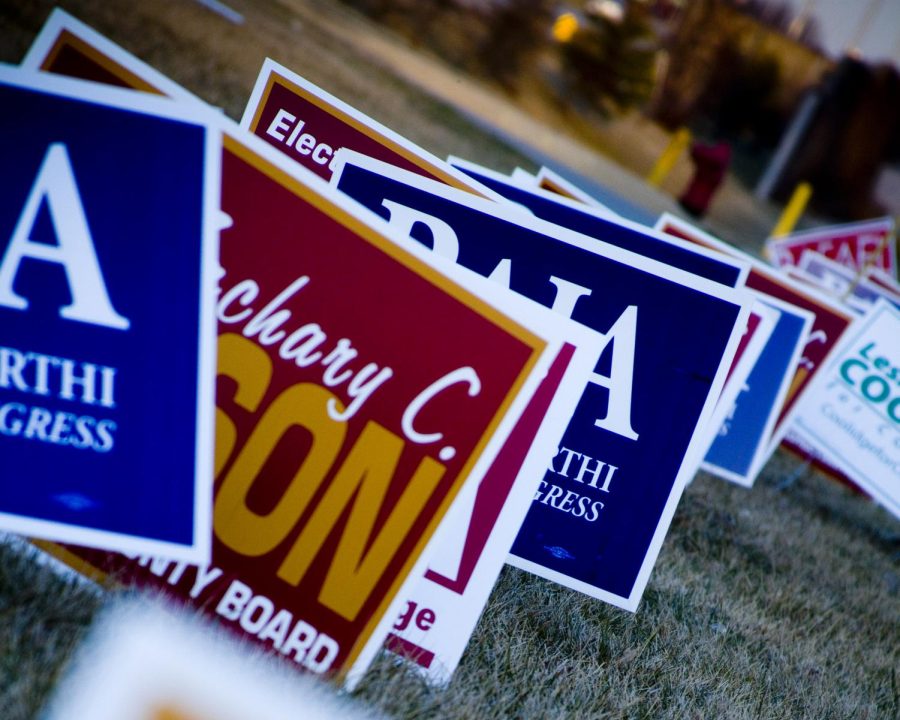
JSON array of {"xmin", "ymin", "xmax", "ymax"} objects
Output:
[{"xmin": 791, "ymin": 300, "xmax": 900, "ymax": 519}]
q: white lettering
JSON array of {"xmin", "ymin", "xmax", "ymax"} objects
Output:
[
  {"xmin": 0, "ymin": 144, "xmax": 129, "ymax": 329},
  {"xmin": 219, "ymin": 273, "xmax": 395, "ymax": 421},
  {"xmin": 296, "ymin": 133, "xmax": 316, "ymax": 155},
  {"xmin": 59, "ymin": 360, "xmax": 97, "ymax": 405},
  {"xmin": 279, "ymin": 323, "xmax": 326, "ymax": 367},
  {"xmin": 281, "ymin": 620, "xmax": 316, "ymax": 661},
  {"xmin": 242, "ymin": 276, "xmax": 310, "ymax": 345},
  {"xmin": 591, "ymin": 305, "xmax": 640, "ymax": 440},
  {"xmin": 190, "ymin": 565, "xmax": 223, "ymax": 599},
  {"xmin": 266, "ymin": 109, "xmax": 295, "ymax": 142},
  {"xmin": 258, "ymin": 609, "xmax": 293, "ymax": 650},
  {"xmin": 326, "ymin": 363, "xmax": 394, "ymax": 422},
  {"xmin": 402, "ymin": 366, "xmax": 481, "ymax": 445},
  {"xmin": 285, "ymin": 119, "xmax": 306, "ymax": 148},
  {"xmin": 239, "ymin": 594, "xmax": 275, "ymax": 634},
  {"xmin": 548, "ymin": 276, "xmax": 592, "ymax": 318},
  {"xmin": 380, "ymin": 200, "xmax": 460, "ymax": 262},
  {"xmin": 216, "ymin": 579, "xmax": 252, "ymax": 621},
  {"xmin": 0, "ymin": 347, "xmax": 28, "ymax": 392},
  {"xmin": 312, "ymin": 143, "xmax": 333, "ymax": 165},
  {"xmin": 218, "ymin": 280, "xmax": 258, "ymax": 324},
  {"xmin": 575, "ymin": 455, "xmax": 617, "ymax": 492}
]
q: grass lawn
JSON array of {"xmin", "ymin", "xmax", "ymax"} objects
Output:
[{"xmin": 0, "ymin": 1, "xmax": 897, "ymax": 718}]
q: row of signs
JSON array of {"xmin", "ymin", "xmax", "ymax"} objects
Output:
[{"xmin": 1, "ymin": 7, "xmax": 897, "ymax": 691}]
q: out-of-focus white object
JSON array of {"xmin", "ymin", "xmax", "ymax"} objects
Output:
[{"xmin": 41, "ymin": 600, "xmax": 381, "ymax": 720}]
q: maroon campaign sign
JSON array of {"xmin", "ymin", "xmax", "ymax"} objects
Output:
[
  {"xmin": 765, "ymin": 217, "xmax": 897, "ymax": 278},
  {"xmin": 385, "ymin": 333, "xmax": 603, "ymax": 683},
  {"xmin": 24, "ymin": 12, "xmax": 555, "ymax": 688},
  {"xmin": 241, "ymin": 58, "xmax": 495, "ymax": 197},
  {"xmin": 237, "ymin": 57, "xmax": 613, "ymax": 682},
  {"xmin": 727, "ymin": 310, "xmax": 762, "ymax": 384},
  {"xmin": 385, "ymin": 351, "xmax": 577, "ymax": 671}
]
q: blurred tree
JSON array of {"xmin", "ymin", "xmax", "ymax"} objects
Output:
[
  {"xmin": 730, "ymin": 0, "xmax": 822, "ymax": 49},
  {"xmin": 648, "ymin": 0, "xmax": 717, "ymax": 128},
  {"xmin": 476, "ymin": 0, "xmax": 553, "ymax": 92},
  {"xmin": 699, "ymin": 38, "xmax": 782, "ymax": 144},
  {"xmin": 774, "ymin": 58, "xmax": 900, "ymax": 219},
  {"xmin": 559, "ymin": 1, "xmax": 658, "ymax": 116}
]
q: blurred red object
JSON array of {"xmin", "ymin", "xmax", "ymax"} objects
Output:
[{"xmin": 679, "ymin": 141, "xmax": 731, "ymax": 218}]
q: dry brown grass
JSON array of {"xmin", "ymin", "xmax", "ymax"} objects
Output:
[
  {"xmin": 351, "ymin": 452, "xmax": 899, "ymax": 719},
  {"xmin": 0, "ymin": 1, "xmax": 898, "ymax": 718}
]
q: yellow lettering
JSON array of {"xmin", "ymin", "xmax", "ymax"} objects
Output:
[
  {"xmin": 214, "ymin": 333, "xmax": 273, "ymax": 476},
  {"xmin": 277, "ymin": 421, "xmax": 444, "ymax": 621},
  {"xmin": 213, "ymin": 334, "xmax": 446, "ymax": 621},
  {"xmin": 214, "ymin": 382, "xmax": 345, "ymax": 556}
]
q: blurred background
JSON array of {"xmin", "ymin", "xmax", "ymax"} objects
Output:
[{"xmin": 337, "ymin": 0, "xmax": 900, "ymax": 225}]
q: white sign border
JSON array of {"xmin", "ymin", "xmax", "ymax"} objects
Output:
[{"xmin": 791, "ymin": 299, "xmax": 900, "ymax": 519}]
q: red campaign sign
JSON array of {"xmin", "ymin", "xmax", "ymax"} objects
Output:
[
  {"xmin": 42, "ymin": 137, "xmax": 545, "ymax": 683},
  {"xmin": 741, "ymin": 273, "xmax": 849, "ymax": 428},
  {"xmin": 766, "ymin": 218, "xmax": 897, "ymax": 277},
  {"xmin": 866, "ymin": 267, "xmax": 900, "ymax": 301},
  {"xmin": 724, "ymin": 309, "xmax": 761, "ymax": 386},
  {"xmin": 242, "ymin": 58, "xmax": 488, "ymax": 195},
  {"xmin": 427, "ymin": 345, "xmax": 573, "ymax": 597},
  {"xmin": 658, "ymin": 217, "xmax": 853, "ymax": 437},
  {"xmin": 28, "ymin": 22, "xmax": 548, "ymax": 685},
  {"xmin": 385, "ymin": 344, "xmax": 575, "ymax": 670}
]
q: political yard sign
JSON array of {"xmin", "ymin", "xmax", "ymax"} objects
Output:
[
  {"xmin": 240, "ymin": 58, "xmax": 494, "ymax": 197},
  {"xmin": 387, "ymin": 328, "xmax": 604, "ymax": 684},
  {"xmin": 448, "ymin": 156, "xmax": 747, "ymax": 289},
  {"xmin": 791, "ymin": 300, "xmax": 900, "ymax": 520},
  {"xmin": 703, "ymin": 295, "xmax": 813, "ymax": 486},
  {"xmin": 42, "ymin": 603, "xmax": 375, "ymax": 720},
  {"xmin": 239, "ymin": 59, "xmax": 619, "ymax": 681},
  {"xmin": 655, "ymin": 213, "xmax": 854, "ymax": 453},
  {"xmin": 0, "ymin": 67, "xmax": 219, "ymax": 562},
  {"xmin": 765, "ymin": 217, "xmax": 897, "ymax": 278},
  {"xmin": 793, "ymin": 251, "xmax": 900, "ymax": 314},
  {"xmin": 447, "ymin": 157, "xmax": 767, "ymax": 460},
  {"xmin": 330, "ymin": 150, "xmax": 751, "ymax": 611},
  {"xmin": 22, "ymin": 15, "xmax": 570, "ymax": 688}
]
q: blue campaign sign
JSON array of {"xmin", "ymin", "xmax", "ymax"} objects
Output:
[
  {"xmin": 703, "ymin": 296, "xmax": 813, "ymax": 486},
  {"xmin": 0, "ymin": 69, "xmax": 219, "ymax": 562},
  {"xmin": 331, "ymin": 151, "xmax": 749, "ymax": 609},
  {"xmin": 448, "ymin": 157, "xmax": 747, "ymax": 288}
]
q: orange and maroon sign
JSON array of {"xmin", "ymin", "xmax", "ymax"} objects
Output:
[
  {"xmin": 241, "ymin": 58, "xmax": 494, "ymax": 196},
  {"xmin": 24, "ymin": 9, "xmax": 551, "ymax": 687}
]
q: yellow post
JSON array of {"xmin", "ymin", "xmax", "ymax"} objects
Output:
[
  {"xmin": 771, "ymin": 181, "xmax": 812, "ymax": 238},
  {"xmin": 646, "ymin": 127, "xmax": 691, "ymax": 188}
]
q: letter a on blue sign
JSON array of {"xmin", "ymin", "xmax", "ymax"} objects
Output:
[{"xmin": 0, "ymin": 69, "xmax": 220, "ymax": 563}]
